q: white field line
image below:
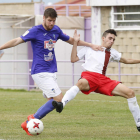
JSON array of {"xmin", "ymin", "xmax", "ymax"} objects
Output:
[{"xmin": 73, "ymin": 99, "xmax": 126, "ymax": 103}]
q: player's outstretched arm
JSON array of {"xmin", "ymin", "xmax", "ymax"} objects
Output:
[
  {"xmin": 77, "ymin": 40, "xmax": 103, "ymax": 51},
  {"xmin": 0, "ymin": 37, "xmax": 24, "ymax": 50},
  {"xmin": 66, "ymin": 33, "xmax": 103, "ymax": 51},
  {"xmin": 71, "ymin": 30, "xmax": 80, "ymax": 63},
  {"xmin": 120, "ymin": 57, "xmax": 140, "ymax": 64}
]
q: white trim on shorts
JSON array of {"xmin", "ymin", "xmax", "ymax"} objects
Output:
[{"xmin": 32, "ymin": 72, "xmax": 61, "ymax": 98}]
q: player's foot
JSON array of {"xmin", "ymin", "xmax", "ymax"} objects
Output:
[
  {"xmin": 52, "ymin": 100, "xmax": 63, "ymax": 113},
  {"xmin": 136, "ymin": 119, "xmax": 140, "ymax": 132},
  {"xmin": 27, "ymin": 114, "xmax": 35, "ymax": 121},
  {"xmin": 21, "ymin": 120, "xmax": 32, "ymax": 136},
  {"xmin": 137, "ymin": 126, "xmax": 140, "ymax": 132}
]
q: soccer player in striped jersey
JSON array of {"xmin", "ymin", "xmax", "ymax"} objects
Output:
[{"xmin": 53, "ymin": 29, "xmax": 140, "ymax": 132}]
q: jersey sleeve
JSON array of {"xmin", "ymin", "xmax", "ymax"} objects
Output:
[
  {"xmin": 111, "ymin": 48, "xmax": 122, "ymax": 62},
  {"xmin": 58, "ymin": 29, "xmax": 70, "ymax": 41},
  {"xmin": 20, "ymin": 27, "xmax": 37, "ymax": 42},
  {"xmin": 77, "ymin": 47, "xmax": 87, "ymax": 60}
]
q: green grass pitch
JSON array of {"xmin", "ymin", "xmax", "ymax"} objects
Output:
[{"xmin": 0, "ymin": 90, "xmax": 140, "ymax": 140}]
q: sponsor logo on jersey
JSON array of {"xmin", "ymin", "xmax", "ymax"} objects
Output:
[
  {"xmin": 43, "ymin": 33, "xmax": 47, "ymax": 36},
  {"xmin": 44, "ymin": 52, "xmax": 54, "ymax": 61},
  {"xmin": 44, "ymin": 39, "xmax": 56, "ymax": 51}
]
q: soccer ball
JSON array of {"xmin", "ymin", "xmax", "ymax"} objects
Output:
[{"xmin": 27, "ymin": 119, "xmax": 44, "ymax": 135}]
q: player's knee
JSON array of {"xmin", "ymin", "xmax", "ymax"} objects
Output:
[
  {"xmin": 53, "ymin": 93, "xmax": 63, "ymax": 102},
  {"xmin": 76, "ymin": 80, "xmax": 83, "ymax": 90},
  {"xmin": 127, "ymin": 89, "xmax": 135, "ymax": 98},
  {"xmin": 76, "ymin": 79, "xmax": 88, "ymax": 90},
  {"xmin": 53, "ymin": 98, "xmax": 62, "ymax": 102}
]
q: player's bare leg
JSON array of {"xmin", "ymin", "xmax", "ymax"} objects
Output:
[
  {"xmin": 52, "ymin": 79, "xmax": 90, "ymax": 113},
  {"xmin": 112, "ymin": 83, "xmax": 140, "ymax": 132},
  {"xmin": 53, "ymin": 92, "xmax": 63, "ymax": 102}
]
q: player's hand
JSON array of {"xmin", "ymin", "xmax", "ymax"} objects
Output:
[
  {"xmin": 73, "ymin": 29, "xmax": 80, "ymax": 42},
  {"xmin": 91, "ymin": 44, "xmax": 104, "ymax": 51}
]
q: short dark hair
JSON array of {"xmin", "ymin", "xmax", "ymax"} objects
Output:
[
  {"xmin": 44, "ymin": 8, "xmax": 57, "ymax": 18},
  {"xmin": 102, "ymin": 29, "xmax": 117, "ymax": 37}
]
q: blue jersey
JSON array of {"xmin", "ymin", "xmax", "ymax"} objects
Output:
[{"xmin": 20, "ymin": 24, "xmax": 70, "ymax": 75}]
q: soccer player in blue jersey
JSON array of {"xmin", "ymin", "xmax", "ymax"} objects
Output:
[{"xmin": 0, "ymin": 8, "xmax": 102, "ymax": 135}]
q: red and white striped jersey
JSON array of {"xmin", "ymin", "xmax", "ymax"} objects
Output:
[{"xmin": 77, "ymin": 47, "xmax": 121, "ymax": 75}]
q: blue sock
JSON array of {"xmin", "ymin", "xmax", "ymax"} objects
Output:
[{"xmin": 34, "ymin": 99, "xmax": 54, "ymax": 119}]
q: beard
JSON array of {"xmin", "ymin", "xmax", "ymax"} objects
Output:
[{"xmin": 44, "ymin": 23, "xmax": 54, "ymax": 30}]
